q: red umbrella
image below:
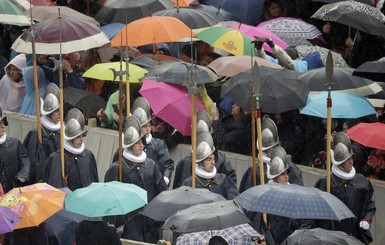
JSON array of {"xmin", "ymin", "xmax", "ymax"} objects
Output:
[
  {"xmin": 31, "ymin": 0, "xmax": 56, "ymax": 6},
  {"xmin": 347, "ymin": 122, "xmax": 385, "ymax": 150}
]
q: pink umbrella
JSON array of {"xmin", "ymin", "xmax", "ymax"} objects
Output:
[
  {"xmin": 0, "ymin": 206, "xmax": 21, "ymax": 234},
  {"xmin": 231, "ymin": 23, "xmax": 289, "ymax": 54},
  {"xmin": 139, "ymin": 79, "xmax": 205, "ymax": 136}
]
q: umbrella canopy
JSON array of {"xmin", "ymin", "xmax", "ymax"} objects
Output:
[
  {"xmin": 11, "ymin": 16, "xmax": 110, "ymax": 55},
  {"xmin": 299, "ymin": 67, "xmax": 383, "ymax": 96},
  {"xmin": 347, "ymin": 122, "xmax": 385, "ymax": 150},
  {"xmin": 139, "ymin": 79, "xmax": 205, "ymax": 136},
  {"xmin": 0, "ymin": 206, "xmax": 21, "ymax": 234},
  {"xmin": 144, "ymin": 61, "xmax": 218, "ymax": 85},
  {"xmin": 222, "ymin": 66, "xmax": 309, "ymax": 113},
  {"xmin": 83, "ymin": 62, "xmax": 148, "ymax": 82},
  {"xmin": 63, "ymin": 87, "xmax": 107, "ymax": 117},
  {"xmin": 232, "ymin": 23, "xmax": 289, "ymax": 54},
  {"xmin": 176, "ymin": 223, "xmax": 260, "ymax": 245},
  {"xmin": 0, "ymin": 183, "xmax": 65, "ymax": 229},
  {"xmin": 111, "ymin": 15, "xmax": 193, "ymax": 48},
  {"xmin": 353, "ymin": 58, "xmax": 385, "ymax": 82},
  {"xmin": 234, "ymin": 183, "xmax": 356, "ymax": 220},
  {"xmin": 284, "ymin": 228, "xmax": 364, "ymax": 245},
  {"xmin": 141, "ymin": 186, "xmax": 226, "ymax": 221},
  {"xmin": 153, "ymin": 7, "xmax": 218, "ymax": 29},
  {"xmin": 94, "ymin": 0, "xmax": 173, "ymax": 25},
  {"xmin": 258, "ymin": 17, "xmax": 322, "ymax": 47},
  {"xmin": 196, "ymin": 26, "xmax": 256, "ymax": 56},
  {"xmin": 65, "ymin": 181, "xmax": 147, "ymax": 217},
  {"xmin": 0, "ymin": 0, "xmax": 31, "ymax": 26},
  {"xmin": 163, "ymin": 200, "xmax": 250, "ymax": 233},
  {"xmin": 207, "ymin": 55, "xmax": 281, "ymax": 77},
  {"xmin": 25, "ymin": 6, "xmax": 98, "ymax": 24},
  {"xmin": 311, "ymin": 0, "xmax": 385, "ymax": 23},
  {"xmin": 13, "ymin": 0, "xmax": 56, "ymax": 10},
  {"xmin": 131, "ymin": 54, "xmax": 180, "ymax": 68},
  {"xmin": 300, "ymin": 91, "xmax": 376, "ymax": 118},
  {"xmin": 188, "ymin": 4, "xmax": 241, "ymax": 22},
  {"xmin": 295, "ymin": 45, "xmax": 349, "ymax": 68},
  {"xmin": 100, "ymin": 22, "xmax": 126, "ymax": 40}
]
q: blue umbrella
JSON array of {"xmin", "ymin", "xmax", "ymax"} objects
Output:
[
  {"xmin": 101, "ymin": 22, "xmax": 125, "ymax": 40},
  {"xmin": 234, "ymin": 183, "xmax": 356, "ymax": 221},
  {"xmin": 300, "ymin": 91, "xmax": 376, "ymax": 119}
]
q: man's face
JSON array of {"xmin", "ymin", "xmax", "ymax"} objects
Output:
[{"xmin": 0, "ymin": 120, "xmax": 6, "ymax": 136}]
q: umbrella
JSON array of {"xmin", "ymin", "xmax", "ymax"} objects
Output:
[
  {"xmin": 232, "ymin": 23, "xmax": 289, "ymax": 54},
  {"xmin": 299, "ymin": 91, "xmax": 376, "ymax": 118},
  {"xmin": 299, "ymin": 67, "xmax": 383, "ymax": 96},
  {"xmin": 11, "ymin": 16, "xmax": 110, "ymax": 55},
  {"xmin": 207, "ymin": 55, "xmax": 282, "ymax": 77},
  {"xmin": 0, "ymin": 206, "xmax": 21, "ymax": 234},
  {"xmin": 284, "ymin": 228, "xmax": 364, "ymax": 245},
  {"xmin": 295, "ymin": 45, "xmax": 349, "ymax": 68},
  {"xmin": 0, "ymin": 183, "xmax": 65, "ymax": 229},
  {"xmin": 65, "ymin": 181, "xmax": 147, "ymax": 217},
  {"xmin": 171, "ymin": 0, "xmax": 195, "ymax": 7},
  {"xmin": 203, "ymin": 0, "xmax": 264, "ymax": 25},
  {"xmin": 82, "ymin": 62, "xmax": 147, "ymax": 82},
  {"xmin": 176, "ymin": 223, "xmax": 260, "ymax": 245},
  {"xmin": 63, "ymin": 87, "xmax": 107, "ymax": 117},
  {"xmin": 25, "ymin": 6, "xmax": 98, "ymax": 24},
  {"xmin": 0, "ymin": 0, "xmax": 31, "ymax": 26},
  {"xmin": 153, "ymin": 7, "xmax": 218, "ymax": 29},
  {"xmin": 311, "ymin": 1, "xmax": 385, "ymax": 23},
  {"xmin": 94, "ymin": 0, "xmax": 173, "ymax": 25},
  {"xmin": 222, "ymin": 66, "xmax": 309, "ymax": 113},
  {"xmin": 141, "ymin": 186, "xmax": 226, "ymax": 221},
  {"xmin": 13, "ymin": 0, "xmax": 56, "ymax": 10},
  {"xmin": 163, "ymin": 200, "xmax": 250, "ymax": 233},
  {"xmin": 196, "ymin": 26, "xmax": 256, "ymax": 56},
  {"xmin": 353, "ymin": 58, "xmax": 385, "ymax": 81},
  {"xmin": 188, "ymin": 4, "xmax": 241, "ymax": 22},
  {"xmin": 139, "ymin": 79, "xmax": 205, "ymax": 136},
  {"xmin": 234, "ymin": 183, "xmax": 356, "ymax": 220},
  {"xmin": 111, "ymin": 15, "xmax": 193, "ymax": 48},
  {"xmin": 347, "ymin": 122, "xmax": 385, "ymax": 150},
  {"xmin": 257, "ymin": 17, "xmax": 322, "ymax": 47},
  {"xmin": 144, "ymin": 61, "xmax": 218, "ymax": 85},
  {"xmin": 100, "ymin": 22, "xmax": 126, "ymax": 40},
  {"xmin": 323, "ymin": 8, "xmax": 385, "ymax": 38}
]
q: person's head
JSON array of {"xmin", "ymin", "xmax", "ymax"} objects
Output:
[
  {"xmin": 131, "ymin": 97, "xmax": 152, "ymax": 136},
  {"xmin": 255, "ymin": 234, "xmax": 266, "ymax": 245},
  {"xmin": 331, "ymin": 132, "xmax": 354, "ymax": 173},
  {"xmin": 196, "ymin": 131, "xmax": 216, "ymax": 170},
  {"xmin": 130, "ymin": 137, "xmax": 145, "ymax": 156},
  {"xmin": 6, "ymin": 64, "xmax": 22, "ymax": 82},
  {"xmin": 64, "ymin": 108, "xmax": 88, "ymax": 148},
  {"xmin": 257, "ymin": 118, "xmax": 280, "ymax": 155},
  {"xmin": 209, "ymin": 235, "xmax": 228, "ymax": 245},
  {"xmin": 180, "ymin": 43, "xmax": 200, "ymax": 63},
  {"xmin": 0, "ymin": 106, "xmax": 8, "ymax": 137},
  {"xmin": 5, "ymin": 53, "xmax": 27, "ymax": 82},
  {"xmin": 231, "ymin": 104, "xmax": 243, "ymax": 119},
  {"xmin": 199, "ymin": 52, "xmax": 222, "ymax": 66},
  {"xmin": 123, "ymin": 116, "xmax": 143, "ymax": 155},
  {"xmin": 49, "ymin": 109, "xmax": 61, "ymax": 124},
  {"xmin": 196, "ymin": 41, "xmax": 214, "ymax": 58},
  {"xmin": 41, "ymin": 83, "xmax": 60, "ymax": 121},
  {"xmin": 267, "ymin": 146, "xmax": 290, "ymax": 184},
  {"xmin": 263, "ymin": 0, "xmax": 283, "ymax": 20},
  {"xmin": 65, "ymin": 52, "xmax": 81, "ymax": 69}
]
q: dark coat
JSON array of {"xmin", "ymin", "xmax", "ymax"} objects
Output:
[
  {"xmin": 173, "ymin": 151, "xmax": 237, "ymax": 189},
  {"xmin": 182, "ymin": 173, "xmax": 239, "ymax": 200},
  {"xmin": 268, "ymin": 214, "xmax": 301, "ymax": 244},
  {"xmin": 0, "ymin": 137, "xmax": 30, "ymax": 193},
  {"xmin": 43, "ymin": 149, "xmax": 99, "ymax": 191},
  {"xmin": 23, "ymin": 126, "xmax": 61, "ymax": 183},
  {"xmin": 314, "ymin": 173, "xmax": 376, "ymax": 244}
]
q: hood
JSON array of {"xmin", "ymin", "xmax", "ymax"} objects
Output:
[{"xmin": 4, "ymin": 53, "xmax": 27, "ymax": 75}]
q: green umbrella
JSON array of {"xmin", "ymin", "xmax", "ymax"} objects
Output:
[
  {"xmin": 0, "ymin": 0, "xmax": 30, "ymax": 26},
  {"xmin": 65, "ymin": 181, "xmax": 147, "ymax": 217}
]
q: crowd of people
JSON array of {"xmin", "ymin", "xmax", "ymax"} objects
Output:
[{"xmin": 0, "ymin": 0, "xmax": 385, "ymax": 244}]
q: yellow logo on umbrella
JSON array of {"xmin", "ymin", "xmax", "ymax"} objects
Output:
[{"xmin": 223, "ymin": 41, "xmax": 237, "ymax": 52}]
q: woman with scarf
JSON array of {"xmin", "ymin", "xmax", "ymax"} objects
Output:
[
  {"xmin": 43, "ymin": 108, "xmax": 98, "ymax": 190},
  {"xmin": 182, "ymin": 131, "xmax": 239, "ymax": 200}
]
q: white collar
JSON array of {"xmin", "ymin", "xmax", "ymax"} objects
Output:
[
  {"xmin": 123, "ymin": 148, "xmax": 146, "ymax": 163},
  {"xmin": 64, "ymin": 140, "xmax": 85, "ymax": 155},
  {"xmin": 145, "ymin": 133, "xmax": 152, "ymax": 144},
  {"xmin": 0, "ymin": 133, "xmax": 6, "ymax": 144},
  {"xmin": 41, "ymin": 115, "xmax": 60, "ymax": 131},
  {"xmin": 332, "ymin": 164, "xmax": 356, "ymax": 180},
  {"xmin": 195, "ymin": 164, "xmax": 217, "ymax": 179}
]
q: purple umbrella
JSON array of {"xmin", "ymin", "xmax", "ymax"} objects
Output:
[{"xmin": 0, "ymin": 206, "xmax": 21, "ymax": 234}]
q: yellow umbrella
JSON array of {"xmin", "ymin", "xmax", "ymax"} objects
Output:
[{"xmin": 83, "ymin": 62, "xmax": 147, "ymax": 82}]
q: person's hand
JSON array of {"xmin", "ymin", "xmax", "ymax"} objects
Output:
[
  {"xmin": 323, "ymin": 22, "xmax": 331, "ymax": 34},
  {"xmin": 211, "ymin": 103, "xmax": 219, "ymax": 121},
  {"xmin": 359, "ymin": 220, "xmax": 370, "ymax": 230},
  {"xmin": 62, "ymin": 60, "xmax": 73, "ymax": 73},
  {"xmin": 163, "ymin": 176, "xmax": 170, "ymax": 186},
  {"xmin": 252, "ymin": 36, "xmax": 264, "ymax": 50},
  {"xmin": 113, "ymin": 112, "xmax": 120, "ymax": 122},
  {"xmin": 97, "ymin": 108, "xmax": 107, "ymax": 120}
]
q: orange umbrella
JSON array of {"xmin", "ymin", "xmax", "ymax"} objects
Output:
[
  {"xmin": 0, "ymin": 183, "xmax": 65, "ymax": 229},
  {"xmin": 171, "ymin": 0, "xmax": 195, "ymax": 7},
  {"xmin": 111, "ymin": 15, "xmax": 194, "ymax": 48}
]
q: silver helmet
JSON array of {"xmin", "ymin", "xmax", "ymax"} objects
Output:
[
  {"xmin": 331, "ymin": 132, "xmax": 353, "ymax": 166},
  {"xmin": 196, "ymin": 131, "xmax": 216, "ymax": 163},
  {"xmin": 123, "ymin": 116, "xmax": 143, "ymax": 148},
  {"xmin": 257, "ymin": 118, "xmax": 279, "ymax": 151},
  {"xmin": 131, "ymin": 97, "xmax": 151, "ymax": 126},
  {"xmin": 196, "ymin": 110, "xmax": 212, "ymax": 134},
  {"xmin": 40, "ymin": 83, "xmax": 60, "ymax": 116},
  {"xmin": 64, "ymin": 108, "xmax": 87, "ymax": 140},
  {"xmin": 267, "ymin": 146, "xmax": 289, "ymax": 179},
  {"xmin": 0, "ymin": 105, "xmax": 8, "ymax": 126}
]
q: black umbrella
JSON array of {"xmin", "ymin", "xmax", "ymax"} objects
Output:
[
  {"xmin": 299, "ymin": 67, "xmax": 382, "ymax": 96},
  {"xmin": 188, "ymin": 3, "xmax": 242, "ymax": 23},
  {"xmin": 221, "ymin": 66, "xmax": 309, "ymax": 113},
  {"xmin": 353, "ymin": 58, "xmax": 385, "ymax": 82},
  {"xmin": 63, "ymin": 88, "xmax": 106, "ymax": 117},
  {"xmin": 153, "ymin": 7, "xmax": 218, "ymax": 29},
  {"xmin": 141, "ymin": 186, "xmax": 226, "ymax": 221},
  {"xmin": 284, "ymin": 228, "xmax": 364, "ymax": 245}
]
